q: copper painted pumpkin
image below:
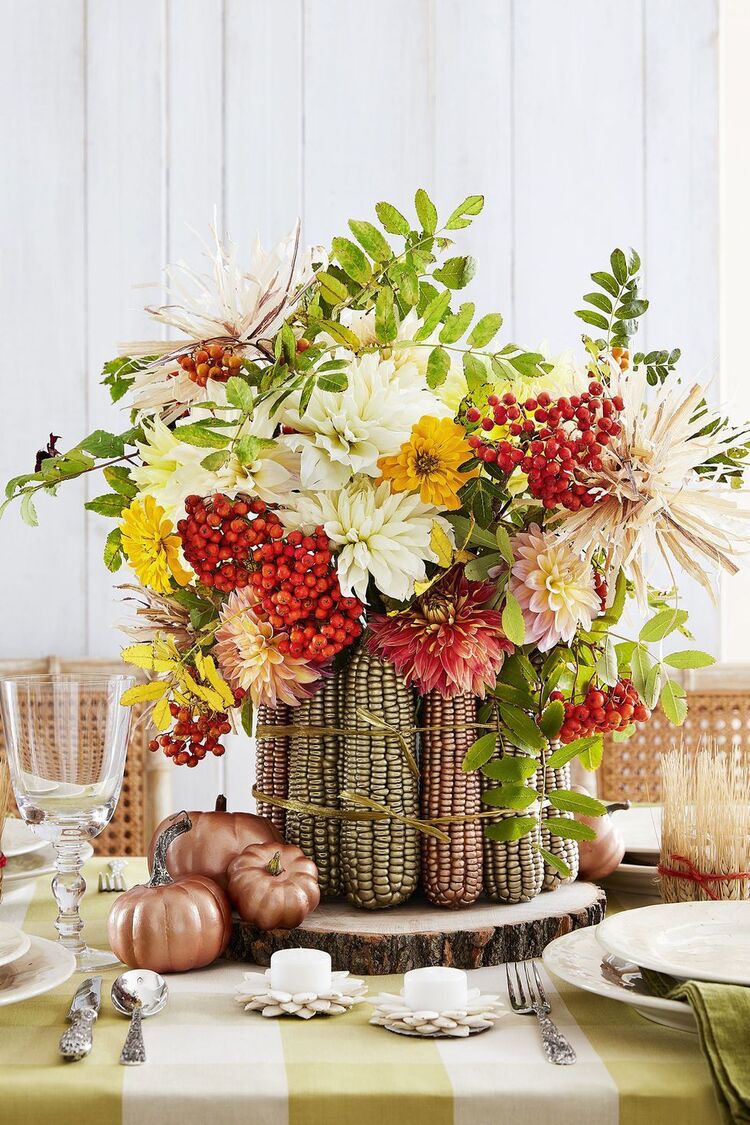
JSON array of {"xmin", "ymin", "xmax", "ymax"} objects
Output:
[
  {"xmin": 575, "ymin": 789, "xmax": 628, "ymax": 881},
  {"xmin": 227, "ymin": 842, "xmax": 320, "ymax": 930},
  {"xmin": 147, "ymin": 794, "xmax": 282, "ymax": 889},
  {"xmin": 109, "ymin": 812, "xmax": 232, "ymax": 972}
]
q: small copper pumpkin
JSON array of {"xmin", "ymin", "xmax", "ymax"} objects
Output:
[
  {"xmin": 109, "ymin": 812, "xmax": 232, "ymax": 972},
  {"xmin": 575, "ymin": 788, "xmax": 628, "ymax": 881},
  {"xmin": 147, "ymin": 794, "xmax": 282, "ymax": 889},
  {"xmin": 227, "ymin": 842, "xmax": 320, "ymax": 931}
]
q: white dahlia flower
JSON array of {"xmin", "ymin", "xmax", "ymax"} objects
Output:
[
  {"xmin": 280, "ymin": 477, "xmax": 453, "ymax": 603},
  {"xmin": 279, "ymin": 351, "xmax": 449, "ymax": 491}
]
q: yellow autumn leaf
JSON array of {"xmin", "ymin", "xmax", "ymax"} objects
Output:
[
  {"xmin": 121, "ymin": 643, "xmax": 176, "ymax": 674},
  {"xmin": 202, "ymin": 655, "xmax": 235, "ymax": 708},
  {"xmin": 120, "ymin": 681, "xmax": 168, "ymax": 707},
  {"xmin": 193, "ymin": 650, "xmax": 207, "ymax": 679},
  {"xmin": 151, "ymin": 694, "xmax": 172, "ymax": 731},
  {"xmin": 430, "ymin": 521, "xmax": 454, "ymax": 568},
  {"xmin": 178, "ymin": 668, "xmax": 226, "ymax": 711}
]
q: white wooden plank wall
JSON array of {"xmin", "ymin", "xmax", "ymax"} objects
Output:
[{"xmin": 0, "ymin": 0, "xmax": 720, "ymax": 810}]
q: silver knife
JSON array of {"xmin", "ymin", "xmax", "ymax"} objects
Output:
[{"xmin": 58, "ymin": 976, "xmax": 102, "ymax": 1061}]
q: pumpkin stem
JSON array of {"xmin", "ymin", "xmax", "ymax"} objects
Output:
[
  {"xmin": 215, "ymin": 794, "xmax": 228, "ymax": 813},
  {"xmin": 149, "ymin": 811, "xmax": 192, "ymax": 887},
  {"xmin": 266, "ymin": 850, "xmax": 284, "ymax": 877}
]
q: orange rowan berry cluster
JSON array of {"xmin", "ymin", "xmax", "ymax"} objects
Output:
[
  {"xmin": 552, "ymin": 678, "xmax": 650, "ymax": 744},
  {"xmin": 148, "ymin": 687, "xmax": 246, "ymax": 768},
  {"xmin": 175, "ymin": 342, "xmax": 243, "ymax": 387}
]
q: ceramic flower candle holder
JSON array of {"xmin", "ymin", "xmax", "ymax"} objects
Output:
[
  {"xmin": 369, "ymin": 986, "xmax": 506, "ymax": 1038},
  {"xmin": 235, "ymin": 968, "xmax": 367, "ymax": 1019}
]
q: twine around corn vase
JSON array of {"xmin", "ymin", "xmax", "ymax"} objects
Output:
[
  {"xmin": 536, "ymin": 747, "xmax": 579, "ymax": 891},
  {"xmin": 255, "ymin": 703, "xmax": 290, "ymax": 835},
  {"xmin": 340, "ymin": 649, "xmax": 420, "ymax": 909},
  {"xmin": 482, "ymin": 743, "xmax": 544, "ymax": 904},
  {"xmin": 420, "ymin": 691, "xmax": 483, "ymax": 907},
  {"xmin": 285, "ymin": 674, "xmax": 343, "ymax": 897}
]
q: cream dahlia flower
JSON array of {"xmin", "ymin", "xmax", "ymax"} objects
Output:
[
  {"xmin": 215, "ymin": 587, "xmax": 319, "ymax": 709},
  {"xmin": 132, "ymin": 413, "xmax": 298, "ymax": 523},
  {"xmin": 279, "ymin": 351, "xmax": 449, "ymax": 491},
  {"xmin": 554, "ymin": 365, "xmax": 750, "ymax": 602},
  {"xmin": 126, "ymin": 221, "xmax": 319, "ymax": 419},
  {"xmin": 280, "ymin": 477, "xmax": 453, "ymax": 603},
  {"xmin": 509, "ymin": 524, "xmax": 599, "ymax": 651}
]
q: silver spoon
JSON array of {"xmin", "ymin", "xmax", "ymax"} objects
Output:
[{"xmin": 111, "ymin": 970, "xmax": 169, "ymax": 1066}]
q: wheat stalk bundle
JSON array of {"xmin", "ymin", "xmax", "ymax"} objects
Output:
[{"xmin": 660, "ymin": 742, "xmax": 750, "ymax": 903}]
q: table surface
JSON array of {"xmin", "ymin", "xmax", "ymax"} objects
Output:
[{"xmin": 0, "ymin": 857, "xmax": 720, "ymax": 1125}]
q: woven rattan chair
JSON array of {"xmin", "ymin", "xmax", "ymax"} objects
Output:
[
  {"xmin": 0, "ymin": 657, "xmax": 172, "ymax": 855},
  {"xmin": 599, "ymin": 664, "xmax": 750, "ymax": 802}
]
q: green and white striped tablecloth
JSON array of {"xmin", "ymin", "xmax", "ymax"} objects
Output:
[{"xmin": 0, "ymin": 857, "xmax": 720, "ymax": 1124}]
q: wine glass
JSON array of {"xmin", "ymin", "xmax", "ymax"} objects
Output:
[{"xmin": 0, "ymin": 673, "xmax": 134, "ymax": 972}]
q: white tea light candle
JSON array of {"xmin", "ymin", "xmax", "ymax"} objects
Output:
[
  {"xmin": 403, "ymin": 967, "xmax": 468, "ymax": 1012},
  {"xmin": 269, "ymin": 948, "xmax": 332, "ymax": 994}
]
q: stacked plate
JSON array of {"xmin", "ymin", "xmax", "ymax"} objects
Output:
[
  {"xmin": 543, "ymin": 900, "xmax": 750, "ymax": 1033},
  {"xmin": 2, "ymin": 818, "xmax": 93, "ymax": 893},
  {"xmin": 601, "ymin": 805, "xmax": 662, "ymax": 896},
  {"xmin": 0, "ymin": 922, "xmax": 75, "ymax": 1005}
]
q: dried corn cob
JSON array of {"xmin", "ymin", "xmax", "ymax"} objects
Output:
[
  {"xmin": 482, "ymin": 743, "xmax": 543, "ymax": 904},
  {"xmin": 286, "ymin": 674, "xmax": 343, "ymax": 897},
  {"xmin": 341, "ymin": 650, "xmax": 419, "ymax": 909},
  {"xmin": 537, "ymin": 749, "xmax": 579, "ymax": 890},
  {"xmin": 255, "ymin": 702, "xmax": 289, "ymax": 834},
  {"xmin": 420, "ymin": 691, "xmax": 483, "ymax": 907}
]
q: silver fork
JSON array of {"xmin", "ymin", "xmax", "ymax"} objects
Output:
[
  {"xmin": 98, "ymin": 860, "xmax": 128, "ymax": 893},
  {"xmin": 505, "ymin": 960, "xmax": 577, "ymax": 1065}
]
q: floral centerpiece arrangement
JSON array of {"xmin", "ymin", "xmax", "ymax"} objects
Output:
[{"xmin": 6, "ymin": 190, "xmax": 748, "ymax": 911}]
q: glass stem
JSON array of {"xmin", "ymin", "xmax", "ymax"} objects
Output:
[{"xmin": 51, "ymin": 826, "xmax": 86, "ymax": 955}]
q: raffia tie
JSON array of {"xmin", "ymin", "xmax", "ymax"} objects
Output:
[{"xmin": 656, "ymin": 852, "xmax": 750, "ymax": 901}]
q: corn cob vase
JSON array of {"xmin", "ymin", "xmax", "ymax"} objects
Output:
[
  {"xmin": 482, "ymin": 743, "xmax": 544, "ymax": 904},
  {"xmin": 340, "ymin": 650, "xmax": 419, "ymax": 909},
  {"xmin": 420, "ymin": 691, "xmax": 483, "ymax": 907},
  {"xmin": 537, "ymin": 748, "xmax": 579, "ymax": 890},
  {"xmin": 255, "ymin": 702, "xmax": 290, "ymax": 835},
  {"xmin": 285, "ymin": 675, "xmax": 343, "ymax": 897}
]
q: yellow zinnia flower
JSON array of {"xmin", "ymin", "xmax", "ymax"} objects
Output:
[
  {"xmin": 120, "ymin": 495, "xmax": 191, "ymax": 594},
  {"xmin": 378, "ymin": 416, "xmax": 478, "ymax": 511}
]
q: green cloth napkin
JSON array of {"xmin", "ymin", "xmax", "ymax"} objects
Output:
[{"xmin": 642, "ymin": 969, "xmax": 750, "ymax": 1124}]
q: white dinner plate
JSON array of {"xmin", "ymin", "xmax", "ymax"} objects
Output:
[
  {"xmin": 542, "ymin": 927, "xmax": 696, "ymax": 1033},
  {"xmin": 596, "ymin": 900, "xmax": 750, "ymax": 985},
  {"xmin": 609, "ymin": 805, "xmax": 661, "ymax": 861},
  {"xmin": 0, "ymin": 934, "xmax": 75, "ymax": 1006},
  {"xmin": 602, "ymin": 860, "xmax": 660, "ymax": 897},
  {"xmin": 1, "ymin": 819, "xmax": 48, "ymax": 859},
  {"xmin": 3, "ymin": 842, "xmax": 94, "ymax": 885},
  {"xmin": 0, "ymin": 923, "xmax": 31, "ymax": 968}
]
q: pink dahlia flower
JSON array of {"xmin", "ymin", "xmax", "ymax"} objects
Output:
[
  {"xmin": 367, "ymin": 570, "xmax": 513, "ymax": 699},
  {"xmin": 215, "ymin": 587, "xmax": 320, "ymax": 709},
  {"xmin": 509, "ymin": 523, "xmax": 599, "ymax": 652}
]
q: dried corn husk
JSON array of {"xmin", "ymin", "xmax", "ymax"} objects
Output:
[
  {"xmin": 285, "ymin": 675, "xmax": 343, "ymax": 897},
  {"xmin": 537, "ymin": 747, "xmax": 579, "ymax": 890},
  {"xmin": 341, "ymin": 650, "xmax": 419, "ymax": 909},
  {"xmin": 255, "ymin": 703, "xmax": 289, "ymax": 834},
  {"xmin": 420, "ymin": 691, "xmax": 483, "ymax": 907},
  {"xmin": 483, "ymin": 743, "xmax": 543, "ymax": 904}
]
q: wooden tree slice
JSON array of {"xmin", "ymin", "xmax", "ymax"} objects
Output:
[{"xmin": 225, "ymin": 882, "xmax": 606, "ymax": 975}]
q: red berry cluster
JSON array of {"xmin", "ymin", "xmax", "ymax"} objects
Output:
[
  {"xmin": 174, "ymin": 343, "xmax": 243, "ymax": 387},
  {"xmin": 179, "ymin": 495, "xmax": 284, "ymax": 592},
  {"xmin": 178, "ymin": 494, "xmax": 364, "ymax": 666},
  {"xmin": 552, "ymin": 679, "xmax": 651, "ymax": 744},
  {"xmin": 594, "ymin": 571, "xmax": 608, "ymax": 613},
  {"xmin": 248, "ymin": 526, "xmax": 363, "ymax": 664},
  {"xmin": 148, "ymin": 690, "xmax": 245, "ymax": 768},
  {"xmin": 465, "ymin": 381, "xmax": 624, "ymax": 511}
]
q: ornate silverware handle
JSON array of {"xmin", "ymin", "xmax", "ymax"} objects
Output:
[
  {"xmin": 534, "ymin": 1009, "xmax": 577, "ymax": 1065},
  {"xmin": 58, "ymin": 1011, "xmax": 96, "ymax": 1061},
  {"xmin": 119, "ymin": 1004, "xmax": 146, "ymax": 1066}
]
